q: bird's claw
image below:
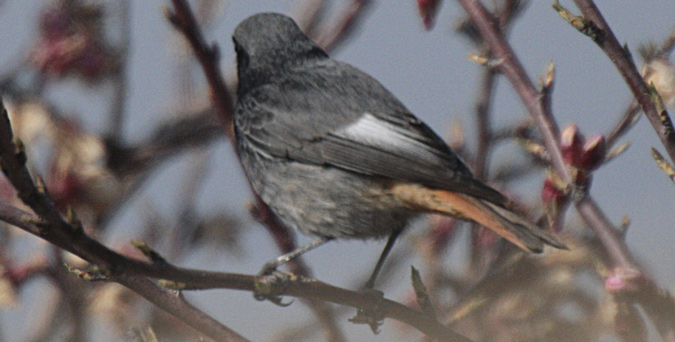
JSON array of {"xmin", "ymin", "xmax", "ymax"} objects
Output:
[
  {"xmin": 253, "ymin": 270, "xmax": 294, "ymax": 307},
  {"xmin": 349, "ymin": 288, "xmax": 385, "ymax": 334},
  {"xmin": 258, "ymin": 260, "xmax": 280, "ymax": 276}
]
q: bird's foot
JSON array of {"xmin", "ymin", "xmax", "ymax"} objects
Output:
[
  {"xmin": 349, "ymin": 288, "xmax": 385, "ymax": 334},
  {"xmin": 253, "ymin": 270, "xmax": 294, "ymax": 307},
  {"xmin": 258, "ymin": 259, "xmax": 281, "ymax": 277}
]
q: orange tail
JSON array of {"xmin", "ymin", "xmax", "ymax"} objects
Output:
[{"xmin": 391, "ymin": 183, "xmax": 566, "ymax": 253}]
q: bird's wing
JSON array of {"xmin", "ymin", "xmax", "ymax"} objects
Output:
[{"xmin": 235, "ymin": 64, "xmax": 508, "ymax": 206}]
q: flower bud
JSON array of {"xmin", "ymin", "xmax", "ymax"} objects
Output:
[
  {"xmin": 580, "ymin": 134, "xmax": 606, "ymax": 171},
  {"xmin": 560, "ymin": 125, "xmax": 584, "ymax": 167},
  {"xmin": 417, "ymin": 0, "xmax": 442, "ymax": 30}
]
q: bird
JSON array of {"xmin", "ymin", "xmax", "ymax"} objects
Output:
[{"xmin": 232, "ymin": 12, "xmax": 566, "ymax": 288}]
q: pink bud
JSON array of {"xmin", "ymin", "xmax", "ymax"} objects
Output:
[
  {"xmin": 49, "ymin": 171, "xmax": 83, "ymax": 209},
  {"xmin": 541, "ymin": 177, "xmax": 558, "ymax": 203},
  {"xmin": 417, "ymin": 0, "xmax": 442, "ymax": 30},
  {"xmin": 580, "ymin": 135, "xmax": 606, "ymax": 171},
  {"xmin": 605, "ymin": 268, "xmax": 642, "ymax": 294},
  {"xmin": 40, "ymin": 7, "xmax": 71, "ymax": 40},
  {"xmin": 541, "ymin": 176, "xmax": 567, "ymax": 205},
  {"xmin": 560, "ymin": 125, "xmax": 584, "ymax": 167},
  {"xmin": 605, "ymin": 274, "xmax": 625, "ymax": 292},
  {"xmin": 78, "ymin": 46, "xmax": 111, "ymax": 80}
]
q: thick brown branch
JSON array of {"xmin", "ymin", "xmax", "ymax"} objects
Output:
[
  {"xmin": 0, "ymin": 98, "xmax": 247, "ymax": 341},
  {"xmin": 0, "ymin": 198, "xmax": 472, "ymax": 341}
]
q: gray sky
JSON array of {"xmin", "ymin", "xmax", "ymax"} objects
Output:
[{"xmin": 1, "ymin": 1, "xmax": 674, "ymax": 341}]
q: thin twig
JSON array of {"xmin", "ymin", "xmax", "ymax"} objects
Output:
[
  {"xmin": 165, "ymin": 2, "xmax": 347, "ymax": 339},
  {"xmin": 0, "ymin": 98, "xmax": 248, "ymax": 342},
  {"xmin": 314, "ymin": 0, "xmax": 372, "ymax": 52},
  {"xmin": 606, "ymin": 100, "xmax": 640, "ymax": 149},
  {"xmin": 455, "ymin": 0, "xmax": 633, "ymax": 267},
  {"xmin": 0, "ymin": 198, "xmax": 473, "ymax": 342},
  {"xmin": 571, "ymin": 0, "xmax": 675, "ymax": 163},
  {"xmin": 166, "ymin": 0, "xmax": 235, "ymax": 137},
  {"xmin": 468, "ymin": 0, "xmax": 527, "ymax": 271},
  {"xmin": 116, "ymin": 274, "xmax": 248, "ymax": 342},
  {"xmin": 454, "ymin": 0, "xmax": 675, "ymax": 339},
  {"xmin": 0, "ymin": 96, "xmax": 471, "ymax": 342}
]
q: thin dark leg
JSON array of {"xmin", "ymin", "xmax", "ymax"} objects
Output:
[
  {"xmin": 260, "ymin": 237, "xmax": 332, "ymax": 275},
  {"xmin": 364, "ymin": 230, "xmax": 403, "ymax": 289}
]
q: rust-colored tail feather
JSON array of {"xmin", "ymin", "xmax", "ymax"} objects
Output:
[{"xmin": 392, "ymin": 183, "xmax": 567, "ymax": 253}]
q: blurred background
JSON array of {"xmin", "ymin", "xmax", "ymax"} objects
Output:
[{"xmin": 0, "ymin": 0, "xmax": 674, "ymax": 341}]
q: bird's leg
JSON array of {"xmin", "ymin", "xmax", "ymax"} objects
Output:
[
  {"xmin": 351, "ymin": 230, "xmax": 403, "ymax": 334},
  {"xmin": 364, "ymin": 229, "xmax": 402, "ymax": 289},
  {"xmin": 259, "ymin": 237, "xmax": 332, "ymax": 275},
  {"xmin": 255, "ymin": 237, "xmax": 331, "ymax": 305}
]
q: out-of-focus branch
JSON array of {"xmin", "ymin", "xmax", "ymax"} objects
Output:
[
  {"xmin": 0, "ymin": 99, "xmax": 248, "ymax": 342},
  {"xmin": 105, "ymin": 108, "xmax": 222, "ymax": 176},
  {"xmin": 293, "ymin": 0, "xmax": 327, "ymax": 35},
  {"xmin": 106, "ymin": 0, "xmax": 131, "ymax": 142},
  {"xmin": 166, "ymin": 0, "xmax": 235, "ymax": 138},
  {"xmin": 473, "ymin": 68, "xmax": 497, "ymax": 180},
  {"xmin": 314, "ymin": 0, "xmax": 372, "ymax": 52},
  {"xmin": 463, "ymin": 0, "xmax": 528, "ymax": 270}
]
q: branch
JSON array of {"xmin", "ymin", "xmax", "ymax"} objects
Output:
[
  {"xmin": 105, "ymin": 108, "xmax": 222, "ymax": 176},
  {"xmin": 605, "ymin": 100, "xmax": 640, "ymax": 149},
  {"xmin": 165, "ymin": 2, "xmax": 347, "ymax": 339},
  {"xmin": 166, "ymin": 0, "xmax": 235, "ymax": 138},
  {"xmin": 455, "ymin": 0, "xmax": 675, "ymax": 339},
  {"xmin": 106, "ymin": 0, "xmax": 132, "ymax": 142},
  {"xmin": 0, "ymin": 86, "xmax": 471, "ymax": 341},
  {"xmin": 0, "ymin": 99, "xmax": 248, "ymax": 342},
  {"xmin": 0, "ymin": 197, "xmax": 473, "ymax": 342},
  {"xmin": 116, "ymin": 274, "xmax": 249, "ymax": 342},
  {"xmin": 314, "ymin": 0, "xmax": 373, "ymax": 52},
  {"xmin": 463, "ymin": 0, "xmax": 528, "ymax": 269},
  {"xmin": 145, "ymin": 268, "xmax": 473, "ymax": 342},
  {"xmin": 456, "ymin": 0, "xmax": 569, "ymax": 184},
  {"xmin": 455, "ymin": 0, "xmax": 633, "ymax": 267},
  {"xmin": 566, "ymin": 0, "xmax": 675, "ymax": 163}
]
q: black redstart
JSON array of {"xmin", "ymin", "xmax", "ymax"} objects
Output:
[{"xmin": 232, "ymin": 13, "xmax": 565, "ymax": 286}]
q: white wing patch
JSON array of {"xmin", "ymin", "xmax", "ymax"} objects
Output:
[
  {"xmin": 337, "ymin": 113, "xmax": 410, "ymax": 147},
  {"xmin": 336, "ymin": 113, "xmax": 438, "ymax": 159}
]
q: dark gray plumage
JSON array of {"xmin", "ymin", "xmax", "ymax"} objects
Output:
[{"xmin": 232, "ymin": 13, "xmax": 565, "ymax": 252}]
